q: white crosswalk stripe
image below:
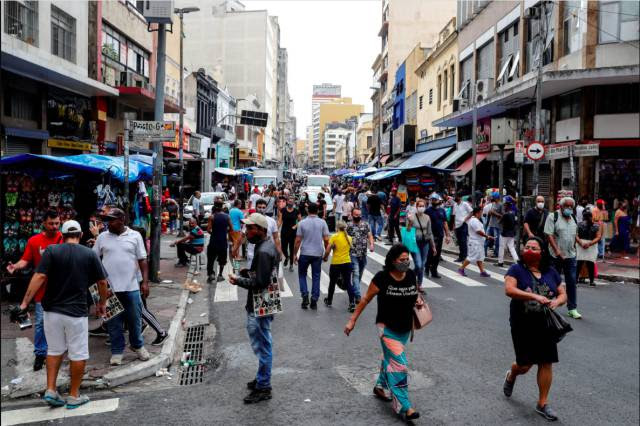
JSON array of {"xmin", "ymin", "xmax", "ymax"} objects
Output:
[
  {"xmin": 433, "ymin": 265, "xmax": 487, "ymax": 287},
  {"xmin": 280, "ymin": 276, "xmax": 294, "ymax": 297},
  {"xmin": 308, "ymin": 269, "xmax": 345, "ymax": 294},
  {"xmin": 440, "ymin": 254, "xmax": 505, "ymax": 282},
  {"xmin": 367, "ymin": 250, "xmax": 388, "ymax": 266},
  {"xmin": 213, "ymin": 263, "xmax": 238, "ymax": 302}
]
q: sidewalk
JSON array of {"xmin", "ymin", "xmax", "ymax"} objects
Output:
[
  {"xmin": 1, "ymin": 234, "xmax": 194, "ymax": 399},
  {"xmin": 442, "ymin": 240, "xmax": 639, "ymax": 284}
]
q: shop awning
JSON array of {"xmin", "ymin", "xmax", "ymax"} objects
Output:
[
  {"xmin": 452, "ymin": 152, "xmax": 490, "ymax": 176},
  {"xmin": 331, "ymin": 168, "xmax": 354, "ymax": 176},
  {"xmin": 366, "ymin": 169, "xmax": 402, "ymax": 181},
  {"xmin": 434, "ymin": 148, "xmax": 471, "ymax": 169},
  {"xmin": 396, "ymin": 147, "xmax": 452, "ymax": 170},
  {"xmin": 0, "ymin": 154, "xmax": 152, "ymax": 182},
  {"xmin": 163, "ymin": 148, "xmax": 197, "ymax": 159},
  {"xmin": 4, "ymin": 127, "xmax": 50, "ymax": 140},
  {"xmin": 214, "ymin": 167, "xmax": 237, "ymax": 176}
]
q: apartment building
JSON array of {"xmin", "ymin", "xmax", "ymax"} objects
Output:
[
  {"xmin": 434, "ymin": 0, "xmax": 639, "ymax": 202},
  {"xmin": 324, "ymin": 122, "xmax": 353, "ymax": 170},
  {"xmin": 311, "ymin": 83, "xmax": 342, "ymax": 166},
  {"xmin": 356, "ymin": 113, "xmax": 374, "ymax": 164},
  {"xmin": 317, "ymin": 98, "xmax": 363, "ymax": 170}
]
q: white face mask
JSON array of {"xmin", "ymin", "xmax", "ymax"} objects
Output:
[
  {"xmin": 417, "ymin": 207, "xmax": 426, "ymax": 213},
  {"xmin": 536, "ymin": 202, "xmax": 545, "ymax": 209}
]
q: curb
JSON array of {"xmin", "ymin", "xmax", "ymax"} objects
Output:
[
  {"xmin": 442, "ymin": 247, "xmax": 640, "ymax": 284},
  {"xmin": 102, "ymin": 288, "xmax": 190, "ymax": 388}
]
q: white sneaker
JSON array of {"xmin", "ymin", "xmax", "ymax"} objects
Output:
[
  {"xmin": 110, "ymin": 354, "xmax": 123, "ymax": 365},
  {"xmin": 133, "ymin": 346, "xmax": 150, "ymax": 361}
]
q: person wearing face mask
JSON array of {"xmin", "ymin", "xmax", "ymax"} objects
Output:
[
  {"xmin": 498, "ymin": 197, "xmax": 519, "ymax": 267},
  {"xmin": 425, "ymin": 193, "xmax": 451, "ymax": 279},
  {"xmin": 247, "ymin": 199, "xmax": 282, "ymax": 266},
  {"xmin": 406, "ymin": 199, "xmax": 436, "ymax": 292},
  {"xmin": 524, "ymin": 196, "xmax": 549, "ymax": 241},
  {"xmin": 346, "ymin": 208, "xmax": 374, "ymax": 304},
  {"xmin": 278, "ymin": 198, "xmax": 300, "ymax": 271},
  {"xmin": 503, "ymin": 236, "xmax": 567, "ymax": 422},
  {"xmin": 610, "ymin": 201, "xmax": 632, "ymax": 254},
  {"xmin": 298, "ymin": 192, "xmax": 310, "ymax": 218},
  {"xmin": 576, "ymin": 197, "xmax": 589, "ymax": 223},
  {"xmin": 343, "ymin": 244, "xmax": 420, "ymax": 422},
  {"xmin": 458, "ymin": 206, "xmax": 494, "ymax": 277},
  {"xmin": 452, "ymin": 194, "xmax": 473, "ymax": 262},
  {"xmin": 544, "ymin": 197, "xmax": 580, "ymax": 319},
  {"xmin": 576, "ymin": 210, "xmax": 601, "ymax": 286},
  {"xmin": 323, "ymin": 221, "xmax": 356, "ymax": 311}
]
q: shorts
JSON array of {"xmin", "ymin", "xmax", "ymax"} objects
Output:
[
  {"xmin": 43, "ymin": 311, "xmax": 89, "ymax": 361},
  {"xmin": 466, "ymin": 240, "xmax": 485, "ymax": 263}
]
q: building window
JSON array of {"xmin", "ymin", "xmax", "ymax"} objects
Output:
[
  {"xmin": 476, "ymin": 41, "xmax": 494, "ymax": 80},
  {"xmin": 562, "ymin": 1, "xmax": 581, "ymax": 55},
  {"xmin": 558, "ymin": 91, "xmax": 581, "ymax": 120},
  {"xmin": 437, "ymin": 75, "xmax": 442, "ymax": 110},
  {"xmin": 4, "ymin": 1, "xmax": 38, "ymax": 46},
  {"xmin": 595, "ymin": 83, "xmax": 640, "ymax": 114},
  {"xmin": 101, "ymin": 24, "xmax": 149, "ymax": 87},
  {"xmin": 419, "ymin": 95, "xmax": 424, "ymax": 110},
  {"xmin": 428, "ymin": 89, "xmax": 433, "ymax": 105},
  {"xmin": 450, "ymin": 65, "xmax": 455, "ymax": 100},
  {"xmin": 51, "ymin": 5, "xmax": 76, "ymax": 63},
  {"xmin": 599, "ymin": 1, "xmax": 640, "ymax": 43},
  {"xmin": 526, "ymin": 5, "xmax": 554, "ymax": 72},
  {"xmin": 443, "ymin": 69, "xmax": 448, "ymax": 101},
  {"xmin": 459, "ymin": 56, "xmax": 473, "ymax": 99}
]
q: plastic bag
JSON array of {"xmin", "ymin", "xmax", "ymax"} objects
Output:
[{"xmin": 400, "ymin": 226, "xmax": 418, "ymax": 254}]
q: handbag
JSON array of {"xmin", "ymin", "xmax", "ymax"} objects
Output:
[
  {"xmin": 412, "ymin": 293, "xmax": 432, "ymax": 333},
  {"xmin": 543, "ymin": 306, "xmax": 573, "ymax": 343},
  {"xmin": 400, "ymin": 226, "xmax": 418, "ymax": 254}
]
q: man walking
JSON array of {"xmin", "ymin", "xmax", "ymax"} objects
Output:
[
  {"xmin": 524, "ymin": 195, "xmax": 549, "ymax": 240},
  {"xmin": 386, "ymin": 189, "xmax": 402, "ymax": 244},
  {"xmin": 207, "ymin": 201, "xmax": 233, "ymax": 283},
  {"xmin": 366, "ymin": 191, "xmax": 384, "ymax": 241},
  {"xmin": 19, "ymin": 220, "xmax": 108, "ymax": 409},
  {"xmin": 229, "ymin": 199, "xmax": 245, "ymax": 259},
  {"xmin": 247, "ymin": 199, "xmax": 282, "ymax": 264},
  {"xmin": 6, "ymin": 210, "xmax": 62, "ymax": 371},
  {"xmin": 346, "ymin": 208, "xmax": 374, "ymax": 303},
  {"xmin": 93, "ymin": 208, "xmax": 150, "ymax": 365},
  {"xmin": 294, "ymin": 203, "xmax": 330, "ymax": 310},
  {"xmin": 485, "ymin": 192, "xmax": 503, "ymax": 257},
  {"xmin": 425, "ymin": 193, "xmax": 451, "ymax": 279},
  {"xmin": 229, "ymin": 213, "xmax": 279, "ymax": 404},
  {"xmin": 545, "ymin": 197, "xmax": 581, "ymax": 319},
  {"xmin": 333, "ymin": 190, "xmax": 345, "ymax": 222},
  {"xmin": 453, "ymin": 194, "xmax": 472, "ymax": 262},
  {"xmin": 192, "ymin": 191, "xmax": 203, "ymax": 224}
]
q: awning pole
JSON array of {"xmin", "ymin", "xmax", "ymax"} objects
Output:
[{"xmin": 471, "ymin": 87, "xmax": 478, "ymax": 206}]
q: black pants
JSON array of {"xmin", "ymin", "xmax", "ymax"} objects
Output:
[
  {"xmin": 455, "ymin": 223, "xmax": 468, "ymax": 260},
  {"xmin": 207, "ymin": 242, "xmax": 228, "ymax": 276},
  {"xmin": 577, "ymin": 260, "xmax": 595, "ymax": 284},
  {"xmin": 141, "ymin": 296, "xmax": 165, "ymax": 335},
  {"xmin": 387, "ymin": 216, "xmax": 401, "ymax": 243},
  {"xmin": 177, "ymin": 242, "xmax": 201, "ymax": 264},
  {"xmin": 426, "ymin": 236, "xmax": 444, "ymax": 275},
  {"xmin": 282, "ymin": 232, "xmax": 296, "ymax": 264},
  {"xmin": 327, "ymin": 263, "xmax": 354, "ymax": 303}
]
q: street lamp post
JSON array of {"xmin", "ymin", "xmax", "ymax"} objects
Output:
[{"xmin": 175, "ymin": 6, "xmax": 199, "ymax": 237}]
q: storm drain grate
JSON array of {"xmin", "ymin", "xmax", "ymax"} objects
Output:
[
  {"xmin": 184, "ymin": 324, "xmax": 206, "ymax": 343},
  {"xmin": 183, "ymin": 341, "xmax": 204, "ymax": 362},
  {"xmin": 179, "ymin": 364, "xmax": 205, "ymax": 386}
]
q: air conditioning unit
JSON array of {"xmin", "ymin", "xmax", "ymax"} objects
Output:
[
  {"xmin": 453, "ymin": 98, "xmax": 469, "ymax": 112},
  {"xmin": 475, "ymin": 78, "xmax": 494, "ymax": 103}
]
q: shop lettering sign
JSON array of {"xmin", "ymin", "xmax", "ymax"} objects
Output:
[
  {"xmin": 47, "ymin": 139, "xmax": 92, "ymax": 151},
  {"xmin": 573, "ymin": 143, "xmax": 599, "ymax": 157},
  {"xmin": 546, "ymin": 143, "xmax": 571, "ymax": 160},
  {"xmin": 130, "ymin": 121, "xmax": 175, "ymax": 140}
]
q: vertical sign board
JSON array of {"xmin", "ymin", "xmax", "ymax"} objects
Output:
[{"xmin": 515, "ymin": 140, "xmax": 525, "ymax": 163}]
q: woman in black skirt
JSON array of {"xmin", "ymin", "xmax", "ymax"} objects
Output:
[{"xmin": 503, "ymin": 236, "xmax": 567, "ymax": 422}]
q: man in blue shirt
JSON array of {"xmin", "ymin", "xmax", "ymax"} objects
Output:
[
  {"xmin": 425, "ymin": 193, "xmax": 451, "ymax": 279},
  {"xmin": 172, "ymin": 218, "xmax": 205, "ymax": 266},
  {"xmin": 386, "ymin": 189, "xmax": 402, "ymax": 245},
  {"xmin": 229, "ymin": 199, "xmax": 245, "ymax": 259}
]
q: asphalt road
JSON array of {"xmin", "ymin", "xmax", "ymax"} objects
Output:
[{"xmin": 4, "ymin": 242, "xmax": 639, "ymax": 426}]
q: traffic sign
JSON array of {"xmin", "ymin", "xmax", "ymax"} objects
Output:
[
  {"xmin": 526, "ymin": 142, "xmax": 545, "ymax": 161},
  {"xmin": 515, "ymin": 140, "xmax": 525, "ymax": 163},
  {"xmin": 130, "ymin": 121, "xmax": 175, "ymax": 140}
]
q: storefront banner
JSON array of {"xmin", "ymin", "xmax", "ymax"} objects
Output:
[
  {"xmin": 573, "ymin": 143, "xmax": 599, "ymax": 157},
  {"xmin": 476, "ymin": 118, "xmax": 491, "ymax": 153},
  {"xmin": 515, "ymin": 140, "xmax": 524, "ymax": 163},
  {"xmin": 546, "ymin": 143, "xmax": 573, "ymax": 160},
  {"xmin": 48, "ymin": 139, "xmax": 92, "ymax": 151}
]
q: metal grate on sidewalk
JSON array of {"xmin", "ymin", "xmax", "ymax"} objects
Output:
[
  {"xmin": 179, "ymin": 324, "xmax": 208, "ymax": 386},
  {"xmin": 179, "ymin": 364, "xmax": 205, "ymax": 386}
]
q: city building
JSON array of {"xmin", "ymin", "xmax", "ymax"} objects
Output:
[
  {"xmin": 311, "ymin": 83, "xmax": 342, "ymax": 166},
  {"xmin": 1, "ymin": 0, "xmax": 118, "ymax": 156},
  {"xmin": 356, "ymin": 113, "xmax": 374, "ymax": 164},
  {"xmin": 323, "ymin": 122, "xmax": 353, "ymax": 170},
  {"xmin": 178, "ymin": 0, "xmax": 281, "ymax": 166},
  {"xmin": 318, "ymin": 98, "xmax": 363, "ymax": 170},
  {"xmin": 433, "ymin": 0, "xmax": 639, "ymax": 203},
  {"xmin": 371, "ymin": 0, "xmax": 457, "ymax": 163},
  {"xmin": 306, "ymin": 125, "xmax": 314, "ymax": 165}
]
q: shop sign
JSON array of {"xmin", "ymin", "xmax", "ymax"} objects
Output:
[
  {"xmin": 48, "ymin": 138, "xmax": 92, "ymax": 151},
  {"xmin": 514, "ymin": 140, "xmax": 525, "ymax": 163},
  {"xmin": 574, "ymin": 143, "xmax": 599, "ymax": 157},
  {"xmin": 381, "ymin": 131, "xmax": 391, "ymax": 155},
  {"xmin": 393, "ymin": 126, "xmax": 404, "ymax": 155},
  {"xmin": 546, "ymin": 143, "xmax": 572, "ymax": 160},
  {"xmin": 130, "ymin": 121, "xmax": 175, "ymax": 140},
  {"xmin": 476, "ymin": 118, "xmax": 491, "ymax": 153}
]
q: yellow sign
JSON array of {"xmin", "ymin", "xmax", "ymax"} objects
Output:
[{"xmin": 48, "ymin": 139, "xmax": 92, "ymax": 151}]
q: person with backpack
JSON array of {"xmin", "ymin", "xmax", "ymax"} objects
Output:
[
  {"xmin": 498, "ymin": 196, "xmax": 519, "ymax": 267},
  {"xmin": 544, "ymin": 197, "xmax": 581, "ymax": 319}
]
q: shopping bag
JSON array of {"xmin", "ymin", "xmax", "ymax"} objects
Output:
[
  {"xmin": 400, "ymin": 226, "xmax": 418, "ymax": 253},
  {"xmin": 543, "ymin": 306, "xmax": 573, "ymax": 343}
]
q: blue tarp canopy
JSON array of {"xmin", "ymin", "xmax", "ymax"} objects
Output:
[
  {"xmin": 366, "ymin": 169, "xmax": 402, "ymax": 181},
  {"xmin": 331, "ymin": 168, "xmax": 353, "ymax": 176},
  {"xmin": 395, "ymin": 147, "xmax": 452, "ymax": 170},
  {"xmin": 0, "ymin": 154, "xmax": 153, "ymax": 183}
]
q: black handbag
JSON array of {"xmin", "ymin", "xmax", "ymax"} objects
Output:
[
  {"xmin": 543, "ymin": 306, "xmax": 573, "ymax": 343},
  {"xmin": 336, "ymin": 275, "xmax": 347, "ymax": 291}
]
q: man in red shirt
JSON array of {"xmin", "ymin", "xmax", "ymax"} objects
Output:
[{"xmin": 7, "ymin": 210, "xmax": 62, "ymax": 371}]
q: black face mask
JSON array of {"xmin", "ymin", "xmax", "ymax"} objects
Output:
[{"xmin": 352, "ymin": 216, "xmax": 361, "ymax": 223}]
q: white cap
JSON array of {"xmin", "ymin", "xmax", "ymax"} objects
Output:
[
  {"xmin": 241, "ymin": 213, "xmax": 268, "ymax": 230},
  {"xmin": 61, "ymin": 220, "xmax": 82, "ymax": 234}
]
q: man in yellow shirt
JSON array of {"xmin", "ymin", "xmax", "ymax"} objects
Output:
[{"xmin": 323, "ymin": 221, "xmax": 356, "ymax": 312}]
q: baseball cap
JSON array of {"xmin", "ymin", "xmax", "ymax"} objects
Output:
[
  {"xmin": 429, "ymin": 192, "xmax": 442, "ymax": 200},
  {"xmin": 101, "ymin": 208, "xmax": 125, "ymax": 220},
  {"xmin": 61, "ymin": 220, "xmax": 82, "ymax": 234},
  {"xmin": 242, "ymin": 213, "xmax": 268, "ymax": 230}
]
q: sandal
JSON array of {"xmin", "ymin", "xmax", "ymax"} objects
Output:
[{"xmin": 373, "ymin": 386, "xmax": 392, "ymax": 402}]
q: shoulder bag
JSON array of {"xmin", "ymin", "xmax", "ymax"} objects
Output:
[{"xmin": 411, "ymin": 288, "xmax": 433, "ymax": 342}]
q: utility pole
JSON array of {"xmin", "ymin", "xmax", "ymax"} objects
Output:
[
  {"xmin": 471, "ymin": 81, "xmax": 478, "ymax": 206},
  {"xmin": 150, "ymin": 23, "xmax": 167, "ymax": 283},
  {"xmin": 533, "ymin": 1, "xmax": 546, "ymax": 196},
  {"xmin": 123, "ymin": 112, "xmax": 136, "ymax": 223}
]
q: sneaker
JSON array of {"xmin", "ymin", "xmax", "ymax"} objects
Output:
[
  {"xmin": 152, "ymin": 332, "xmax": 168, "ymax": 346},
  {"xmin": 43, "ymin": 389, "xmax": 66, "ymax": 407},
  {"xmin": 457, "ymin": 268, "xmax": 467, "ymax": 277},
  {"xmin": 503, "ymin": 370, "xmax": 515, "ymax": 397},
  {"xmin": 567, "ymin": 309, "xmax": 582, "ymax": 319},
  {"xmin": 89, "ymin": 324, "xmax": 108, "ymax": 337},
  {"xmin": 243, "ymin": 388, "xmax": 272, "ymax": 404},
  {"xmin": 348, "ymin": 303, "xmax": 356, "ymax": 313},
  {"xmin": 301, "ymin": 296, "xmax": 309, "ymax": 310},
  {"xmin": 310, "ymin": 299, "xmax": 318, "ymax": 310},
  {"xmin": 110, "ymin": 354, "xmax": 123, "ymax": 365},
  {"xmin": 589, "ymin": 282, "xmax": 596, "ymax": 287},
  {"xmin": 133, "ymin": 346, "xmax": 150, "ymax": 361},
  {"xmin": 207, "ymin": 274, "xmax": 215, "ymax": 283},
  {"xmin": 34, "ymin": 354, "xmax": 46, "ymax": 371},
  {"xmin": 535, "ymin": 404, "xmax": 559, "ymax": 421},
  {"xmin": 405, "ymin": 411, "xmax": 420, "ymax": 421},
  {"xmin": 66, "ymin": 394, "xmax": 90, "ymax": 410},
  {"xmin": 283, "ymin": 259, "xmax": 288, "ymax": 267},
  {"xmin": 217, "ymin": 274, "xmax": 225, "ymax": 282},
  {"xmin": 323, "ymin": 297, "xmax": 332, "ymax": 307},
  {"xmin": 480, "ymin": 271, "xmax": 491, "ymax": 278},
  {"xmin": 247, "ymin": 379, "xmax": 257, "ymax": 390},
  {"xmin": 289, "ymin": 264, "xmax": 294, "ymax": 272}
]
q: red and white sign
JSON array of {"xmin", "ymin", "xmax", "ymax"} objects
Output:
[{"xmin": 526, "ymin": 142, "xmax": 545, "ymax": 161}]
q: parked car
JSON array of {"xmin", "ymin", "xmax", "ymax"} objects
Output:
[{"xmin": 183, "ymin": 192, "xmax": 231, "ymax": 225}]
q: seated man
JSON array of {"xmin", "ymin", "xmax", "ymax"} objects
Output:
[{"xmin": 170, "ymin": 218, "xmax": 205, "ymax": 266}]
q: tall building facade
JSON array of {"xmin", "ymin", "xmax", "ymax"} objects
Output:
[
  {"xmin": 318, "ymin": 99, "xmax": 364, "ymax": 170},
  {"xmin": 311, "ymin": 83, "xmax": 341, "ymax": 166}
]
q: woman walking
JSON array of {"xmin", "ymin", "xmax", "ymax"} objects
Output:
[
  {"xmin": 497, "ymin": 197, "xmax": 519, "ymax": 267},
  {"xmin": 610, "ymin": 201, "xmax": 632, "ymax": 253},
  {"xmin": 324, "ymin": 221, "xmax": 356, "ymax": 311},
  {"xmin": 344, "ymin": 244, "xmax": 420, "ymax": 421},
  {"xmin": 458, "ymin": 206, "xmax": 494, "ymax": 277},
  {"xmin": 406, "ymin": 199, "xmax": 436, "ymax": 292},
  {"xmin": 576, "ymin": 210, "xmax": 601, "ymax": 286},
  {"xmin": 503, "ymin": 236, "xmax": 567, "ymax": 421},
  {"xmin": 279, "ymin": 197, "xmax": 300, "ymax": 271}
]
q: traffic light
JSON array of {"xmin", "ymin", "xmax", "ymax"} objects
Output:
[{"xmin": 240, "ymin": 110, "xmax": 269, "ymax": 127}]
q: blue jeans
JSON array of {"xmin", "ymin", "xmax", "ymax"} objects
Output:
[
  {"xmin": 298, "ymin": 255, "xmax": 322, "ymax": 301},
  {"xmin": 369, "ymin": 215, "xmax": 384, "ymax": 239},
  {"xmin": 597, "ymin": 237, "xmax": 605, "ymax": 258},
  {"xmin": 485, "ymin": 226, "xmax": 501, "ymax": 256},
  {"xmin": 553, "ymin": 257, "xmax": 578, "ymax": 310},
  {"xmin": 247, "ymin": 313, "xmax": 273, "ymax": 390},
  {"xmin": 34, "ymin": 302, "xmax": 47, "ymax": 357},
  {"xmin": 351, "ymin": 256, "xmax": 367, "ymax": 299},
  {"xmin": 455, "ymin": 223, "xmax": 469, "ymax": 260},
  {"xmin": 107, "ymin": 290, "xmax": 144, "ymax": 354},
  {"xmin": 411, "ymin": 239, "xmax": 430, "ymax": 286}
]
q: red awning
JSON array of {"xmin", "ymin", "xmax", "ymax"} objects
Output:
[
  {"xmin": 164, "ymin": 148, "xmax": 196, "ymax": 159},
  {"xmin": 452, "ymin": 152, "xmax": 489, "ymax": 176},
  {"xmin": 380, "ymin": 154, "xmax": 390, "ymax": 165}
]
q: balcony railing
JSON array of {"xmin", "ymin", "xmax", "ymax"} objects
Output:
[{"xmin": 4, "ymin": 1, "xmax": 38, "ymax": 46}]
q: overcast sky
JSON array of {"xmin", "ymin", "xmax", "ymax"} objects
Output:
[{"xmin": 244, "ymin": 0, "xmax": 380, "ymax": 139}]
